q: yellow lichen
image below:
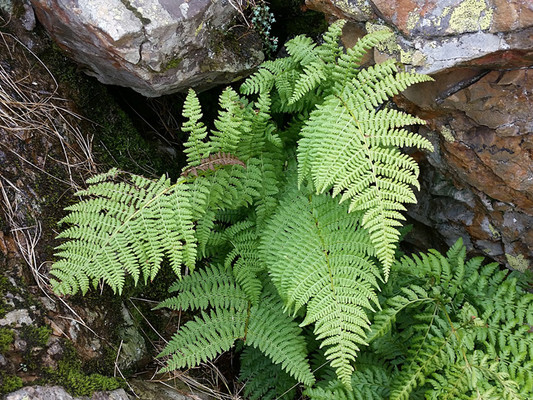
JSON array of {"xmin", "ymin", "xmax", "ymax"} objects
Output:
[
  {"xmin": 400, "ymin": 49, "xmax": 426, "ymax": 66},
  {"xmin": 195, "ymin": 22, "xmax": 203, "ymax": 36},
  {"xmin": 445, "ymin": 0, "xmax": 493, "ymax": 34},
  {"xmin": 406, "ymin": 11, "xmax": 420, "ymax": 32},
  {"xmin": 336, "ymin": 0, "xmax": 372, "ymax": 16},
  {"xmin": 365, "ymin": 22, "xmax": 398, "ymax": 53},
  {"xmin": 505, "ymin": 253, "xmax": 529, "ymax": 273},
  {"xmin": 487, "ymin": 223, "xmax": 500, "ymax": 239},
  {"xmin": 440, "ymin": 126, "xmax": 455, "ymax": 142}
]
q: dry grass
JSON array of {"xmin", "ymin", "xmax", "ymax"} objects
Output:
[
  {"xmin": 0, "ymin": 30, "xmax": 243, "ymax": 399},
  {"xmin": 0, "ymin": 31, "xmax": 99, "ymax": 190}
]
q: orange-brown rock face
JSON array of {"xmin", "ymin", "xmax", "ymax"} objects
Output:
[{"xmin": 309, "ymin": 0, "xmax": 533, "ymax": 271}]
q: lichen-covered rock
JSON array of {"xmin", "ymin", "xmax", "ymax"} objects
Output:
[
  {"xmin": 30, "ymin": 0, "xmax": 264, "ymax": 97},
  {"xmin": 3, "ymin": 386, "xmax": 131, "ymax": 400},
  {"xmin": 305, "ymin": 0, "xmax": 375, "ymax": 21},
  {"xmin": 310, "ymin": 0, "xmax": 533, "ymax": 271}
]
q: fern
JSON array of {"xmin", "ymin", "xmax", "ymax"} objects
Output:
[
  {"xmin": 297, "ymin": 67, "xmax": 433, "ymax": 278},
  {"xmin": 52, "ymin": 172, "xmax": 197, "ymax": 295},
  {"xmin": 239, "ymin": 346, "xmax": 298, "ymax": 400},
  {"xmin": 305, "ymin": 364, "xmax": 393, "ymax": 400},
  {"xmin": 210, "ymin": 87, "xmax": 252, "ymax": 154},
  {"xmin": 159, "ymin": 307, "xmax": 247, "ymax": 372},
  {"xmin": 261, "ymin": 184, "xmax": 380, "ymax": 388},
  {"xmin": 366, "ymin": 239, "xmax": 533, "ymax": 399},
  {"xmin": 50, "ymin": 20, "xmax": 448, "ymax": 398},
  {"xmin": 158, "ymin": 268, "xmax": 315, "ymax": 385},
  {"xmin": 181, "ymin": 89, "xmax": 211, "ymax": 168}
]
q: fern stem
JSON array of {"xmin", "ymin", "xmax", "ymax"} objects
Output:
[{"xmin": 243, "ymin": 301, "xmax": 251, "ymax": 342}]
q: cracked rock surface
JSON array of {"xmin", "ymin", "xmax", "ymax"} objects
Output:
[
  {"xmin": 30, "ymin": 0, "xmax": 264, "ymax": 97},
  {"xmin": 309, "ymin": 0, "xmax": 533, "ymax": 271}
]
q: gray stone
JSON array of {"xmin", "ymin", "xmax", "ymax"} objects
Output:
[
  {"xmin": 3, "ymin": 386, "xmax": 131, "ymax": 400},
  {"xmin": 117, "ymin": 303, "xmax": 147, "ymax": 370},
  {"xmin": 129, "ymin": 379, "xmax": 211, "ymax": 400},
  {"xmin": 0, "ymin": 309, "xmax": 32, "ymax": 327},
  {"xmin": 30, "ymin": 0, "xmax": 264, "ymax": 96}
]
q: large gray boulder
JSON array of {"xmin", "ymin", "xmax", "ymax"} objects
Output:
[{"xmin": 30, "ymin": 0, "xmax": 264, "ymax": 96}]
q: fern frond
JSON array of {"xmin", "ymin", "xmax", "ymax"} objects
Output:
[
  {"xmin": 210, "ymin": 87, "xmax": 252, "ymax": 154},
  {"xmin": 305, "ymin": 364, "xmax": 392, "ymax": 400},
  {"xmin": 247, "ymin": 283, "xmax": 315, "ymax": 386},
  {"xmin": 239, "ymin": 346, "xmax": 298, "ymax": 400},
  {"xmin": 181, "ymin": 152, "xmax": 246, "ymax": 178},
  {"xmin": 297, "ymin": 66, "xmax": 433, "ymax": 277},
  {"xmin": 367, "ymin": 286, "xmax": 434, "ymax": 343},
  {"xmin": 316, "ymin": 19, "xmax": 345, "ymax": 64},
  {"xmin": 52, "ymin": 172, "xmax": 197, "ymax": 295},
  {"xmin": 155, "ymin": 264, "xmax": 248, "ymax": 311},
  {"xmin": 390, "ymin": 336, "xmax": 449, "ymax": 400},
  {"xmin": 332, "ymin": 30, "xmax": 393, "ymax": 85},
  {"xmin": 240, "ymin": 58, "xmax": 294, "ymax": 96},
  {"xmin": 377, "ymin": 241, "xmax": 533, "ymax": 399},
  {"xmin": 182, "ymin": 89, "xmax": 211, "ymax": 168},
  {"xmin": 158, "ymin": 307, "xmax": 247, "ymax": 372},
  {"xmin": 261, "ymin": 187, "xmax": 380, "ymax": 388},
  {"xmin": 248, "ymin": 151, "xmax": 284, "ymax": 229},
  {"xmin": 289, "ymin": 60, "xmax": 327, "ymax": 105},
  {"xmin": 285, "ymin": 35, "xmax": 318, "ymax": 65},
  {"xmin": 224, "ymin": 220, "xmax": 263, "ymax": 305},
  {"xmin": 238, "ymin": 93, "xmax": 281, "ymax": 160}
]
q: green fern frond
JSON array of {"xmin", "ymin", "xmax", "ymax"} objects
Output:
[
  {"xmin": 316, "ymin": 19, "xmax": 345, "ymax": 64},
  {"xmin": 224, "ymin": 220, "xmax": 264, "ymax": 305},
  {"xmin": 285, "ymin": 35, "xmax": 318, "ymax": 65},
  {"xmin": 305, "ymin": 364, "xmax": 392, "ymax": 400},
  {"xmin": 182, "ymin": 89, "xmax": 211, "ymax": 168},
  {"xmin": 158, "ymin": 307, "xmax": 247, "ymax": 372},
  {"xmin": 155, "ymin": 264, "xmax": 248, "ymax": 312},
  {"xmin": 211, "ymin": 87, "xmax": 252, "ymax": 154},
  {"xmin": 195, "ymin": 209, "xmax": 216, "ymax": 257},
  {"xmin": 238, "ymin": 93, "xmax": 282, "ymax": 160},
  {"xmin": 367, "ymin": 286, "xmax": 434, "ymax": 343},
  {"xmin": 239, "ymin": 346, "xmax": 298, "ymax": 400},
  {"xmin": 289, "ymin": 59, "xmax": 327, "ymax": 105},
  {"xmin": 52, "ymin": 173, "xmax": 197, "ymax": 295},
  {"xmin": 247, "ymin": 283, "xmax": 316, "ymax": 386},
  {"xmin": 390, "ymin": 336, "xmax": 449, "ymax": 400},
  {"xmin": 297, "ymin": 65, "xmax": 433, "ymax": 277},
  {"xmin": 374, "ymin": 240, "xmax": 533, "ymax": 399},
  {"xmin": 261, "ymin": 187, "xmax": 380, "ymax": 388},
  {"xmin": 248, "ymin": 152, "xmax": 284, "ymax": 229}
]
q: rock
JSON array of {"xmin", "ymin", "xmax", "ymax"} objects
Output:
[
  {"xmin": 117, "ymin": 304, "xmax": 148, "ymax": 370},
  {"xmin": 305, "ymin": 0, "xmax": 375, "ymax": 21},
  {"xmin": 129, "ymin": 380, "xmax": 211, "ymax": 400},
  {"xmin": 311, "ymin": 0, "xmax": 533, "ymax": 270},
  {"xmin": 30, "ymin": 0, "xmax": 264, "ymax": 97},
  {"xmin": 3, "ymin": 386, "xmax": 131, "ymax": 400},
  {"xmin": 0, "ymin": 310, "xmax": 33, "ymax": 328}
]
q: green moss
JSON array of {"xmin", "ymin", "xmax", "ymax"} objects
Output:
[
  {"xmin": 160, "ymin": 57, "xmax": 183, "ymax": 72},
  {"xmin": 0, "ymin": 327, "xmax": 14, "ymax": 353},
  {"xmin": 118, "ymin": 0, "xmax": 150, "ymax": 25},
  {"xmin": 0, "ymin": 275, "xmax": 11, "ymax": 317},
  {"xmin": 38, "ymin": 43, "xmax": 175, "ymax": 177},
  {"xmin": 45, "ymin": 342, "xmax": 125, "ymax": 397},
  {"xmin": 0, "ymin": 373, "xmax": 23, "ymax": 394},
  {"xmin": 21, "ymin": 325, "xmax": 51, "ymax": 348}
]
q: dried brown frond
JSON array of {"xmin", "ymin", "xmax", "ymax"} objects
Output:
[{"xmin": 181, "ymin": 152, "xmax": 246, "ymax": 178}]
